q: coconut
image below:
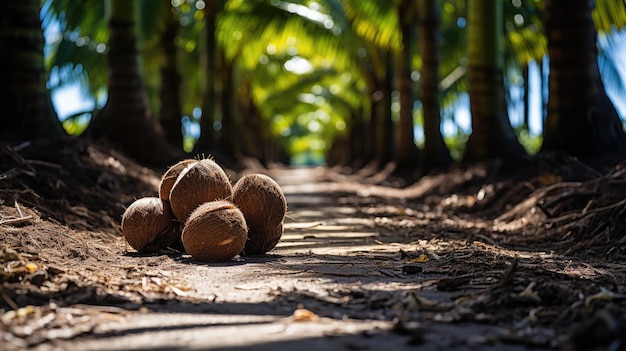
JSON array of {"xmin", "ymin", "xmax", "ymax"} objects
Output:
[
  {"xmin": 181, "ymin": 200, "xmax": 248, "ymax": 262},
  {"xmin": 159, "ymin": 159, "xmax": 198, "ymax": 201},
  {"xmin": 232, "ymin": 173, "xmax": 287, "ymax": 255},
  {"xmin": 245, "ymin": 222, "xmax": 284, "ymax": 255},
  {"xmin": 169, "ymin": 158, "xmax": 232, "ymax": 222},
  {"xmin": 122, "ymin": 197, "xmax": 179, "ymax": 252}
]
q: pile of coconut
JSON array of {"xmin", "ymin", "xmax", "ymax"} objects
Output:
[{"xmin": 121, "ymin": 158, "xmax": 287, "ymax": 262}]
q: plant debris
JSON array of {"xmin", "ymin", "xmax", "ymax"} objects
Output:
[{"xmin": 1, "ymin": 140, "xmax": 626, "ymax": 350}]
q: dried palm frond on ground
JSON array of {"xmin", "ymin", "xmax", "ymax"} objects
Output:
[{"xmin": 492, "ymin": 163, "xmax": 626, "ymax": 259}]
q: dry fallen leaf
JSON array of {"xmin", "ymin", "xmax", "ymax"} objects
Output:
[
  {"xmin": 25, "ymin": 263, "xmax": 38, "ymax": 273},
  {"xmin": 409, "ymin": 254, "xmax": 430, "ymax": 263},
  {"xmin": 291, "ymin": 308, "xmax": 319, "ymax": 322}
]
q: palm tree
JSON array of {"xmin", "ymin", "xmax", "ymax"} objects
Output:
[
  {"xmin": 541, "ymin": 0, "xmax": 626, "ymax": 160},
  {"xmin": 157, "ymin": 1, "xmax": 184, "ymax": 151},
  {"xmin": 394, "ymin": 0, "xmax": 421, "ymax": 173},
  {"xmin": 87, "ymin": 0, "xmax": 176, "ymax": 165},
  {"xmin": 372, "ymin": 49, "xmax": 395, "ymax": 166},
  {"xmin": 193, "ymin": 0, "xmax": 222, "ymax": 155},
  {"xmin": 0, "ymin": 1, "xmax": 65, "ymax": 140},
  {"xmin": 44, "ymin": 0, "xmax": 109, "ymax": 119},
  {"xmin": 340, "ymin": 0, "xmax": 401, "ymax": 167},
  {"xmin": 463, "ymin": 0, "xmax": 525, "ymax": 162},
  {"xmin": 418, "ymin": 0, "xmax": 453, "ymax": 171},
  {"xmin": 218, "ymin": 0, "xmax": 383, "ymax": 165},
  {"xmin": 502, "ymin": 0, "xmax": 546, "ymax": 136},
  {"xmin": 216, "ymin": 51, "xmax": 239, "ymax": 160}
]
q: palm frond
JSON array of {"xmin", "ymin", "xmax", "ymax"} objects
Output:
[
  {"xmin": 593, "ymin": 0, "xmax": 626, "ymax": 32},
  {"xmin": 43, "ymin": 0, "xmax": 108, "ymax": 97},
  {"xmin": 339, "ymin": 0, "xmax": 402, "ymax": 52}
]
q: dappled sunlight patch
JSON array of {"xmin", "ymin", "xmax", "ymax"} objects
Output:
[
  {"xmin": 285, "ymin": 209, "xmax": 328, "ymax": 219},
  {"xmin": 280, "ymin": 231, "xmax": 376, "ymax": 241}
]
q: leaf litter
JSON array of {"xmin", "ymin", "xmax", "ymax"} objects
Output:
[{"xmin": 1, "ymin": 139, "xmax": 626, "ymax": 350}]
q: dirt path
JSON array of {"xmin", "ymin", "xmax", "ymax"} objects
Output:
[
  {"xmin": 8, "ymin": 157, "xmax": 626, "ymax": 351},
  {"xmin": 4, "ymin": 164, "xmax": 623, "ymax": 350}
]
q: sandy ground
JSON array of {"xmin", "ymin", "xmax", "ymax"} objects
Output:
[
  {"xmin": 2, "ymin": 154, "xmax": 625, "ymax": 350},
  {"xmin": 1, "ymin": 168, "xmax": 544, "ymax": 350}
]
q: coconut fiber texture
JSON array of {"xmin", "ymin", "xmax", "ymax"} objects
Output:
[
  {"xmin": 232, "ymin": 173, "xmax": 287, "ymax": 255},
  {"xmin": 169, "ymin": 159, "xmax": 233, "ymax": 223},
  {"xmin": 122, "ymin": 197, "xmax": 180, "ymax": 253},
  {"xmin": 182, "ymin": 200, "xmax": 248, "ymax": 262},
  {"xmin": 159, "ymin": 159, "xmax": 198, "ymax": 201}
]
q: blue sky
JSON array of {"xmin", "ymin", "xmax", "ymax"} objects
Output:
[{"xmin": 52, "ymin": 84, "xmax": 95, "ymax": 119}]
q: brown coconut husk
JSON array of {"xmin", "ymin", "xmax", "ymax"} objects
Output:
[
  {"xmin": 246, "ymin": 222, "xmax": 283, "ymax": 255},
  {"xmin": 159, "ymin": 159, "xmax": 198, "ymax": 201},
  {"xmin": 232, "ymin": 173, "xmax": 287, "ymax": 255},
  {"xmin": 181, "ymin": 200, "xmax": 248, "ymax": 262},
  {"xmin": 169, "ymin": 159, "xmax": 232, "ymax": 222},
  {"xmin": 121, "ymin": 197, "xmax": 180, "ymax": 252}
]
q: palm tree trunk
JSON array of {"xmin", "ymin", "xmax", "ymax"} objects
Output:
[
  {"xmin": 88, "ymin": 0, "xmax": 175, "ymax": 165},
  {"xmin": 194, "ymin": 0, "xmax": 218, "ymax": 153},
  {"xmin": 463, "ymin": 0, "xmax": 525, "ymax": 162},
  {"xmin": 158, "ymin": 2, "xmax": 183, "ymax": 151},
  {"xmin": 541, "ymin": 0, "xmax": 626, "ymax": 160},
  {"xmin": 395, "ymin": 0, "xmax": 420, "ymax": 172},
  {"xmin": 217, "ymin": 51, "xmax": 238, "ymax": 160},
  {"xmin": 348, "ymin": 110, "xmax": 366, "ymax": 166},
  {"xmin": 418, "ymin": 0, "xmax": 453, "ymax": 171},
  {"xmin": 373, "ymin": 51, "xmax": 394, "ymax": 166},
  {"xmin": 0, "ymin": 0, "xmax": 64, "ymax": 140},
  {"xmin": 239, "ymin": 81, "xmax": 266, "ymax": 163}
]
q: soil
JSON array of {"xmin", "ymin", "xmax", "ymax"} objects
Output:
[{"xmin": 1, "ymin": 138, "xmax": 626, "ymax": 351}]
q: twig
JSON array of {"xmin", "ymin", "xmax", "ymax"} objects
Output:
[
  {"xmin": 0, "ymin": 216, "xmax": 33, "ymax": 226},
  {"xmin": 11, "ymin": 141, "xmax": 31, "ymax": 152},
  {"xmin": 14, "ymin": 200, "xmax": 24, "ymax": 218},
  {"xmin": 17, "ymin": 199, "xmax": 52, "ymax": 216},
  {"xmin": 1, "ymin": 144, "xmax": 58, "ymax": 175},
  {"xmin": 542, "ymin": 189, "xmax": 598, "ymax": 209},
  {"xmin": 550, "ymin": 198, "xmax": 626, "ymax": 226},
  {"xmin": 536, "ymin": 201, "xmax": 553, "ymax": 218},
  {"xmin": 26, "ymin": 160, "xmax": 62, "ymax": 169},
  {"xmin": 0, "ymin": 200, "xmax": 34, "ymax": 226},
  {"xmin": 3, "ymin": 144, "xmax": 26, "ymax": 164},
  {"xmin": 2, "ymin": 145, "xmax": 37, "ymax": 176},
  {"xmin": 581, "ymin": 199, "xmax": 594, "ymax": 215},
  {"xmin": 0, "ymin": 168, "xmax": 17, "ymax": 181}
]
